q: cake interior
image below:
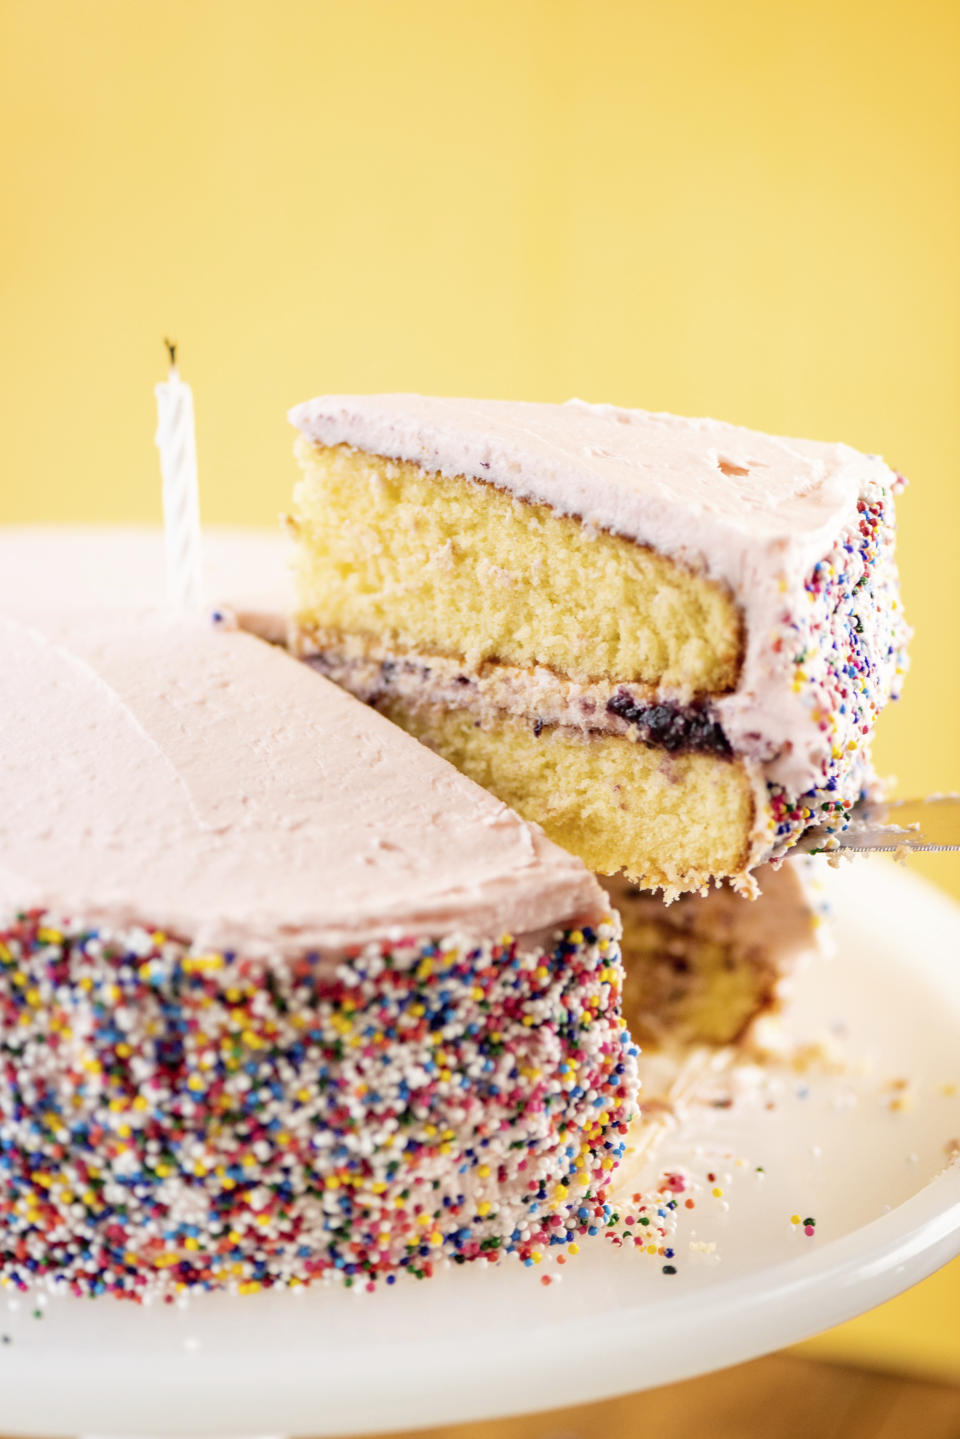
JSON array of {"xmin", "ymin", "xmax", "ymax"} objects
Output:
[
  {"xmin": 291, "ymin": 439, "xmax": 759, "ymax": 889},
  {"xmin": 619, "ymin": 902, "xmax": 778, "ymax": 1046},
  {"xmin": 611, "ymin": 863, "xmax": 819, "ymax": 1048},
  {"xmin": 292, "ymin": 438, "xmax": 742, "ymax": 694}
]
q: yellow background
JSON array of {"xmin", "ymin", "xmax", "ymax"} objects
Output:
[{"xmin": 1, "ymin": 0, "xmax": 958, "ymax": 1385}]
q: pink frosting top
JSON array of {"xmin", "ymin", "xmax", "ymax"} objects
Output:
[
  {"xmin": 289, "ymin": 395, "xmax": 904, "ymax": 795},
  {"xmin": 0, "ymin": 609, "xmax": 606, "ymax": 955}
]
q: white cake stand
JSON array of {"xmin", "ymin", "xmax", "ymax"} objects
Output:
[{"xmin": 1, "ymin": 860, "xmax": 958, "ymax": 1438}]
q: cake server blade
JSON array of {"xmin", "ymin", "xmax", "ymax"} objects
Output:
[{"xmin": 798, "ymin": 795, "xmax": 960, "ymax": 854}]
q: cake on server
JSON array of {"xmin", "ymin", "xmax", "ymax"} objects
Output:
[
  {"xmin": 0, "ymin": 609, "xmax": 642, "ymax": 1299},
  {"xmin": 287, "ymin": 395, "xmax": 908, "ymax": 895}
]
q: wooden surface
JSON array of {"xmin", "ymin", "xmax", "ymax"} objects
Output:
[
  {"xmin": 1, "ymin": 1353, "xmax": 957, "ymax": 1437},
  {"xmin": 374, "ymin": 1355, "xmax": 960, "ymax": 1439}
]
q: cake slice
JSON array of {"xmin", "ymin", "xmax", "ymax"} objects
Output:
[
  {"xmin": 287, "ymin": 395, "xmax": 908, "ymax": 894},
  {"xmin": 0, "ymin": 609, "xmax": 639, "ymax": 1297}
]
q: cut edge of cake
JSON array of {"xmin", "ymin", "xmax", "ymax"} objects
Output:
[{"xmin": 611, "ymin": 859, "xmax": 823, "ymax": 1050}]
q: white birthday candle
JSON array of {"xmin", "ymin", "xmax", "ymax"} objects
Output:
[{"xmin": 154, "ymin": 339, "xmax": 204, "ymax": 611}]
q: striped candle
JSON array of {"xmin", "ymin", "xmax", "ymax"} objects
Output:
[{"xmin": 154, "ymin": 339, "xmax": 204, "ymax": 611}]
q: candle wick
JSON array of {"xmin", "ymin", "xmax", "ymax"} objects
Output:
[{"xmin": 163, "ymin": 336, "xmax": 177, "ymax": 369}]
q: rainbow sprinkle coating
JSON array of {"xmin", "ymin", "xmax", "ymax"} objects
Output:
[
  {"xmin": 0, "ymin": 912, "xmax": 644, "ymax": 1300},
  {"xmin": 768, "ymin": 476, "xmax": 908, "ymax": 853}
]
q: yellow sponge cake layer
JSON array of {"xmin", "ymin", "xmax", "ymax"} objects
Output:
[
  {"xmin": 292, "ymin": 437, "xmax": 742, "ymax": 694},
  {"xmin": 372, "ymin": 696, "xmax": 759, "ymax": 890}
]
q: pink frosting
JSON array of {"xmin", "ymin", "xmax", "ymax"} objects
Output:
[
  {"xmin": 0, "ymin": 609, "xmax": 606, "ymax": 955},
  {"xmin": 289, "ymin": 395, "xmax": 905, "ymax": 795}
]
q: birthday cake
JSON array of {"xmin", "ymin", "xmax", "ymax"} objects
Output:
[
  {"xmin": 0, "ymin": 607, "xmax": 647, "ymax": 1299},
  {"xmin": 287, "ymin": 395, "xmax": 909, "ymax": 895}
]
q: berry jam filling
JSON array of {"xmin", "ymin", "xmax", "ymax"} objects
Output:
[{"xmin": 605, "ymin": 690, "xmax": 732, "ymax": 757}]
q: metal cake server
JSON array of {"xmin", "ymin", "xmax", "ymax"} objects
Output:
[{"xmin": 797, "ymin": 795, "xmax": 960, "ymax": 854}]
